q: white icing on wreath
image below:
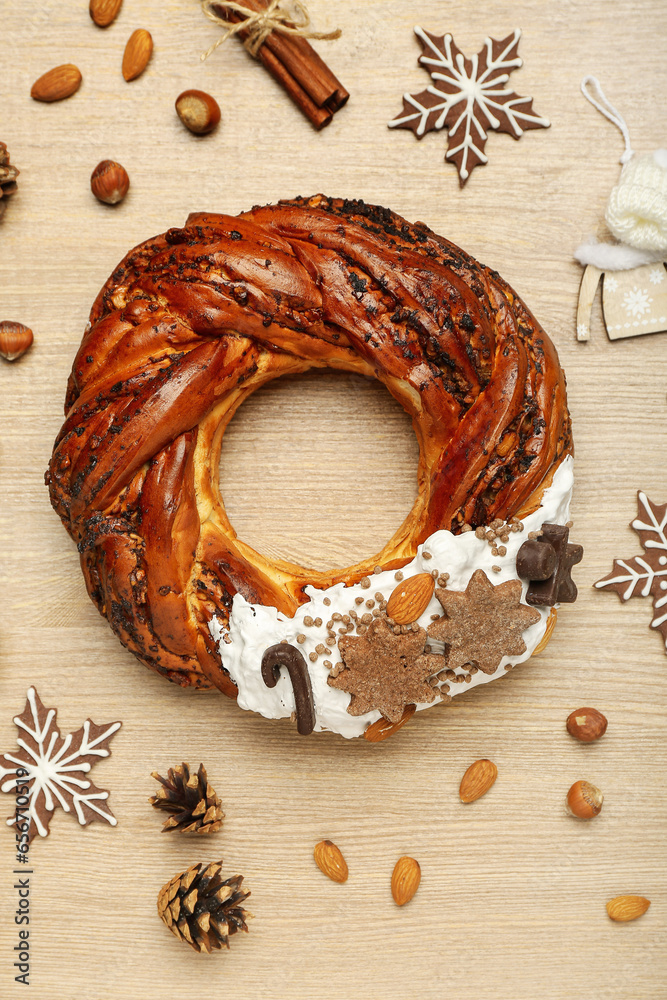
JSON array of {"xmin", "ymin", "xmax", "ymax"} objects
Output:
[{"xmin": 210, "ymin": 457, "xmax": 574, "ymax": 739}]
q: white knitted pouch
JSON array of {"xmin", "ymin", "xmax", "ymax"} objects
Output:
[{"xmin": 606, "ymin": 149, "xmax": 667, "ymax": 252}]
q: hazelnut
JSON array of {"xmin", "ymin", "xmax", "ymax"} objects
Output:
[
  {"xmin": 175, "ymin": 89, "xmax": 221, "ymax": 135},
  {"xmin": 566, "ymin": 707, "xmax": 608, "ymax": 743},
  {"xmin": 567, "ymin": 779, "xmax": 603, "ymax": 819},
  {"xmin": 0, "ymin": 321, "xmax": 33, "ymax": 361},
  {"xmin": 90, "ymin": 160, "xmax": 130, "ymax": 205}
]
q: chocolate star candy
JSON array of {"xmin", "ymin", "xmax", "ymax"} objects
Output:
[{"xmin": 516, "ymin": 523, "xmax": 583, "ymax": 606}]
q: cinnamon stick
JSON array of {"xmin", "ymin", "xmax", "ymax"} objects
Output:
[
  {"xmin": 209, "ymin": 1, "xmax": 346, "ymax": 127},
  {"xmin": 240, "ymin": 0, "xmax": 349, "ymax": 111}
]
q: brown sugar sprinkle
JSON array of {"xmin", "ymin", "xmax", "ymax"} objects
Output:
[
  {"xmin": 498, "ymin": 546, "xmax": 507, "ymax": 557},
  {"xmin": 303, "ymin": 615, "xmax": 314, "ymax": 627},
  {"xmin": 361, "ymin": 613, "xmax": 372, "ymax": 624},
  {"xmin": 327, "ymin": 634, "xmax": 336, "ymax": 646},
  {"xmin": 423, "ymin": 551, "xmax": 432, "ymax": 560},
  {"xmin": 469, "ymin": 665, "xmax": 478, "ymax": 674},
  {"xmin": 491, "ymin": 546, "xmax": 499, "ymax": 556},
  {"xmin": 475, "ymin": 527, "xmax": 486, "ymax": 540},
  {"xmin": 500, "ymin": 533, "xmax": 509, "ymax": 543},
  {"xmin": 365, "ymin": 599, "xmax": 375, "ymax": 609},
  {"xmin": 430, "ymin": 613, "xmax": 441, "ymax": 621},
  {"xmin": 309, "ymin": 652, "xmax": 318, "ymax": 662},
  {"xmin": 490, "ymin": 518, "xmax": 504, "ymax": 529},
  {"xmin": 374, "ymin": 593, "xmax": 384, "ymax": 603},
  {"xmin": 326, "ymin": 620, "xmax": 334, "ymax": 630},
  {"xmin": 445, "ymin": 669, "xmax": 456, "ymax": 679},
  {"xmin": 441, "ymin": 683, "xmax": 450, "ymax": 693},
  {"xmin": 360, "ymin": 577, "xmax": 371, "ymax": 589},
  {"xmin": 357, "ymin": 624, "xmax": 368, "ymax": 634},
  {"xmin": 323, "ymin": 660, "xmax": 332, "ymax": 669},
  {"xmin": 464, "ymin": 675, "xmax": 472, "ymax": 683},
  {"xmin": 373, "ymin": 565, "xmax": 383, "ymax": 575},
  {"xmin": 461, "ymin": 523, "xmax": 473, "ymax": 533},
  {"xmin": 314, "ymin": 617, "xmax": 322, "ymax": 627},
  {"xmin": 315, "ymin": 643, "xmax": 326, "ymax": 654},
  {"xmin": 527, "ymin": 529, "xmax": 543, "ymax": 540},
  {"xmin": 566, "ymin": 520, "xmax": 573, "ymax": 528},
  {"xmin": 296, "ymin": 634, "xmax": 306, "ymax": 644},
  {"xmin": 437, "ymin": 575, "xmax": 449, "ymax": 587},
  {"xmin": 323, "ymin": 597, "xmax": 331, "ymax": 606},
  {"xmin": 431, "ymin": 569, "xmax": 439, "ymax": 579},
  {"xmin": 372, "ymin": 608, "xmax": 383, "ymax": 617},
  {"xmin": 394, "ymin": 571, "xmax": 404, "ymax": 582},
  {"xmin": 354, "ymin": 597, "xmax": 365, "ymax": 606},
  {"xmin": 332, "ymin": 612, "xmax": 343, "ymax": 621},
  {"xmin": 324, "ymin": 647, "xmax": 331, "ymax": 656},
  {"xmin": 504, "ymin": 664, "xmax": 512, "ymax": 671},
  {"xmin": 492, "ymin": 565, "xmax": 501, "ymax": 573}
]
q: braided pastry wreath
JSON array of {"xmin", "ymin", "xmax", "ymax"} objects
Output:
[{"xmin": 47, "ymin": 196, "xmax": 574, "ymax": 738}]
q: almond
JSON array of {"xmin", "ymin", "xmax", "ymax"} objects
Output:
[
  {"xmin": 459, "ymin": 758, "xmax": 498, "ymax": 803},
  {"xmin": 606, "ymin": 895, "xmax": 651, "ymax": 922},
  {"xmin": 313, "ymin": 840, "xmax": 348, "ymax": 883},
  {"xmin": 533, "ymin": 607, "xmax": 557, "ymax": 655},
  {"xmin": 0, "ymin": 321, "xmax": 33, "ymax": 362},
  {"xmin": 122, "ymin": 29, "xmax": 153, "ymax": 82},
  {"xmin": 386, "ymin": 572, "xmax": 435, "ymax": 625},
  {"xmin": 31, "ymin": 64, "xmax": 82, "ymax": 103},
  {"xmin": 391, "ymin": 856, "xmax": 421, "ymax": 906},
  {"xmin": 90, "ymin": 0, "xmax": 123, "ymax": 28},
  {"xmin": 364, "ymin": 703, "xmax": 416, "ymax": 742}
]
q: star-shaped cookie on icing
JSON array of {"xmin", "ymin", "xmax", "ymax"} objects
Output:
[
  {"xmin": 328, "ymin": 618, "xmax": 442, "ymax": 723},
  {"xmin": 427, "ymin": 569, "xmax": 541, "ymax": 674}
]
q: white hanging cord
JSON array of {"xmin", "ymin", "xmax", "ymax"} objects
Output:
[{"xmin": 581, "ymin": 76, "xmax": 634, "ymax": 164}]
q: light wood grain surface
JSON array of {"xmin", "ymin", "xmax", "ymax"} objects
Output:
[{"xmin": 1, "ymin": 2, "xmax": 667, "ymax": 997}]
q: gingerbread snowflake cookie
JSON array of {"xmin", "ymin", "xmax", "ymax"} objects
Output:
[
  {"xmin": 595, "ymin": 492, "xmax": 667, "ymax": 651},
  {"xmin": 389, "ymin": 27, "xmax": 549, "ymax": 185},
  {"xmin": 0, "ymin": 688, "xmax": 121, "ymax": 843}
]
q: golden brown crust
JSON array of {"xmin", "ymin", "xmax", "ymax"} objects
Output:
[{"xmin": 47, "ymin": 196, "xmax": 571, "ymax": 692}]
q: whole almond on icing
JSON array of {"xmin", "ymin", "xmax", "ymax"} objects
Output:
[
  {"xmin": 459, "ymin": 758, "xmax": 498, "ymax": 803},
  {"xmin": 606, "ymin": 895, "xmax": 651, "ymax": 922},
  {"xmin": 386, "ymin": 573, "xmax": 435, "ymax": 625},
  {"xmin": 313, "ymin": 840, "xmax": 348, "ymax": 883},
  {"xmin": 364, "ymin": 703, "xmax": 416, "ymax": 742},
  {"xmin": 31, "ymin": 65, "xmax": 82, "ymax": 103},
  {"xmin": 90, "ymin": 0, "xmax": 123, "ymax": 27},
  {"xmin": 391, "ymin": 856, "xmax": 421, "ymax": 906},
  {"xmin": 122, "ymin": 29, "xmax": 153, "ymax": 82}
]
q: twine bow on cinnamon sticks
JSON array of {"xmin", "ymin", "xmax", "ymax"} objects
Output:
[{"xmin": 201, "ymin": 0, "xmax": 348, "ymax": 129}]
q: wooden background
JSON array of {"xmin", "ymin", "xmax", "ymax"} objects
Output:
[{"xmin": 1, "ymin": 2, "xmax": 666, "ymax": 997}]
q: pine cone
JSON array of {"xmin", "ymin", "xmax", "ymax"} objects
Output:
[
  {"xmin": 149, "ymin": 762, "xmax": 224, "ymax": 834},
  {"xmin": 157, "ymin": 863, "xmax": 250, "ymax": 953},
  {"xmin": 0, "ymin": 143, "xmax": 19, "ymax": 220}
]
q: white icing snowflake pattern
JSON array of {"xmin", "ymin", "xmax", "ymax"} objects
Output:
[
  {"xmin": 604, "ymin": 275, "xmax": 618, "ymax": 292},
  {"xmin": 0, "ymin": 688, "xmax": 121, "ymax": 842},
  {"xmin": 623, "ymin": 286, "xmax": 652, "ymax": 318},
  {"xmin": 649, "ymin": 267, "xmax": 665, "ymax": 285},
  {"xmin": 389, "ymin": 28, "xmax": 549, "ymax": 185},
  {"xmin": 576, "ymin": 323, "xmax": 589, "ymax": 341}
]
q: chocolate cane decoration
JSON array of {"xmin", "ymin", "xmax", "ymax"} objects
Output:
[
  {"xmin": 516, "ymin": 523, "xmax": 584, "ymax": 606},
  {"xmin": 261, "ymin": 643, "xmax": 316, "ymax": 735}
]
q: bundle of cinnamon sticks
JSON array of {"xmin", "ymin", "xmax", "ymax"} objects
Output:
[{"xmin": 209, "ymin": 0, "xmax": 348, "ymax": 129}]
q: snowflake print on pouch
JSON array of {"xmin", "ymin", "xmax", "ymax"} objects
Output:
[
  {"xmin": 649, "ymin": 267, "xmax": 665, "ymax": 285},
  {"xmin": 623, "ymin": 286, "xmax": 652, "ymax": 318}
]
